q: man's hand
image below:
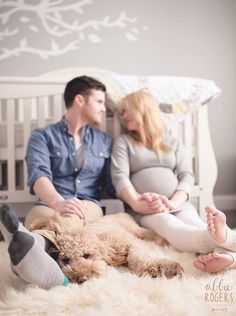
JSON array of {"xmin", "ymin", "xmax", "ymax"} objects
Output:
[
  {"xmin": 139, "ymin": 192, "xmax": 169, "ymax": 213},
  {"xmin": 50, "ymin": 198, "xmax": 87, "ymax": 218},
  {"xmin": 159, "ymin": 196, "xmax": 177, "ymax": 211}
]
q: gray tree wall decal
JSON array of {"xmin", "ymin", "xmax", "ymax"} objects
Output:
[{"xmin": 0, "ymin": 0, "xmax": 148, "ymax": 60}]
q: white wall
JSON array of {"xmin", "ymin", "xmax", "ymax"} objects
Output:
[{"xmin": 0, "ymin": 0, "xmax": 236, "ymax": 199}]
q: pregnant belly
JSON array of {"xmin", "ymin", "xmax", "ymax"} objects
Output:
[{"xmin": 130, "ymin": 167, "xmax": 178, "ymax": 198}]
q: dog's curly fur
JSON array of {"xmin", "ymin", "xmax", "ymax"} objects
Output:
[{"xmin": 29, "ymin": 213, "xmax": 184, "ymax": 283}]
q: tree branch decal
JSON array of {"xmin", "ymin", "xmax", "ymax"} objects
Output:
[
  {"xmin": 0, "ymin": 0, "xmax": 148, "ymax": 60},
  {"xmin": 0, "ymin": 38, "xmax": 78, "ymax": 60}
]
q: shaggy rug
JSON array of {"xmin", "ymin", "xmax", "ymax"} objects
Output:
[{"xmin": 0, "ymin": 241, "xmax": 235, "ymax": 316}]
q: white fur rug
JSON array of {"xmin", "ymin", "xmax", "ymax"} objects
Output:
[{"xmin": 0, "ymin": 241, "xmax": 235, "ymax": 316}]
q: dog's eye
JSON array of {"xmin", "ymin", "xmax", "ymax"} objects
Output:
[
  {"xmin": 61, "ymin": 257, "xmax": 70, "ymax": 265},
  {"xmin": 83, "ymin": 253, "xmax": 90, "ymax": 259}
]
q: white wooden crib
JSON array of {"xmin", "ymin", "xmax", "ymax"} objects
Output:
[{"xmin": 0, "ymin": 68, "xmax": 220, "ymax": 219}]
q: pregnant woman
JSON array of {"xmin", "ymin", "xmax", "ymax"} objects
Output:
[{"xmin": 111, "ymin": 90, "xmax": 236, "ymax": 273}]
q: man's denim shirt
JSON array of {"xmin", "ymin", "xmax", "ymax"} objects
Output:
[{"xmin": 25, "ymin": 118, "xmax": 115, "ymax": 207}]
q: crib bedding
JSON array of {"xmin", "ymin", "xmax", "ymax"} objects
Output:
[{"xmin": 104, "ymin": 73, "xmax": 221, "ymax": 108}]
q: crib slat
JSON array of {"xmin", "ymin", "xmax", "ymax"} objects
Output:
[
  {"xmin": 0, "ymin": 100, "xmax": 2, "ymax": 187},
  {"xmin": 38, "ymin": 96, "xmax": 46, "ymax": 127},
  {"xmin": 183, "ymin": 114, "xmax": 192, "ymax": 153},
  {"xmin": 6, "ymin": 99, "xmax": 16, "ymax": 191},
  {"xmin": 0, "ymin": 99, "xmax": 2, "ymax": 121},
  {"xmin": 197, "ymin": 106, "xmax": 217, "ymax": 218},
  {"xmin": 23, "ymin": 98, "xmax": 32, "ymax": 190},
  {"xmin": 184, "ymin": 114, "xmax": 195, "ymax": 184},
  {"xmin": 191, "ymin": 111, "xmax": 198, "ymax": 180},
  {"xmin": 53, "ymin": 94, "xmax": 64, "ymax": 121}
]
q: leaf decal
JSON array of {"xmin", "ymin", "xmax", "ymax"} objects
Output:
[
  {"xmin": 125, "ymin": 32, "xmax": 137, "ymax": 41},
  {"xmin": 30, "ymin": 25, "xmax": 39, "ymax": 32},
  {"xmin": 20, "ymin": 16, "xmax": 31, "ymax": 23},
  {"xmin": 20, "ymin": 38, "xmax": 27, "ymax": 47},
  {"xmin": 88, "ymin": 33, "xmax": 102, "ymax": 43}
]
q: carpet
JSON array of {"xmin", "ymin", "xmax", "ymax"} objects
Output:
[{"xmin": 0, "ymin": 241, "xmax": 235, "ymax": 316}]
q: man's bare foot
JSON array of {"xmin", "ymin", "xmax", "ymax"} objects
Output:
[
  {"xmin": 193, "ymin": 252, "xmax": 233, "ymax": 273},
  {"xmin": 205, "ymin": 206, "xmax": 227, "ymax": 244}
]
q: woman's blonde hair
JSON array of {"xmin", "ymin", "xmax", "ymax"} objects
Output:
[{"xmin": 121, "ymin": 90, "xmax": 171, "ymax": 156}]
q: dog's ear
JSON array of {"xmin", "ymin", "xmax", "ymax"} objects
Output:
[
  {"xmin": 27, "ymin": 214, "xmax": 62, "ymax": 233},
  {"xmin": 27, "ymin": 217, "xmax": 51, "ymax": 231}
]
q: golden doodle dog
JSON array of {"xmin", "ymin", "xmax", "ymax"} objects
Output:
[{"xmin": 29, "ymin": 212, "xmax": 184, "ymax": 283}]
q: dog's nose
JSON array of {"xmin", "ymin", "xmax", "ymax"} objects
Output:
[{"xmin": 77, "ymin": 276, "xmax": 87, "ymax": 284}]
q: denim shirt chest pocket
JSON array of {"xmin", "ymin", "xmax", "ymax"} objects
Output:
[
  {"xmin": 89, "ymin": 146, "xmax": 110, "ymax": 175},
  {"xmin": 49, "ymin": 147, "xmax": 70, "ymax": 175}
]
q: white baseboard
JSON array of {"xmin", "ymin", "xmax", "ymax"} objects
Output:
[{"xmin": 214, "ymin": 194, "xmax": 236, "ymax": 211}]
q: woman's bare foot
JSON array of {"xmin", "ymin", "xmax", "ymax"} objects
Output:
[
  {"xmin": 205, "ymin": 206, "xmax": 227, "ymax": 244},
  {"xmin": 193, "ymin": 252, "xmax": 233, "ymax": 273}
]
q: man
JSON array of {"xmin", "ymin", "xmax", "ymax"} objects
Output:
[{"xmin": 0, "ymin": 76, "xmax": 115, "ymax": 289}]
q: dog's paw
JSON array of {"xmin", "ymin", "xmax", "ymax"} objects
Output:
[
  {"xmin": 147, "ymin": 260, "xmax": 184, "ymax": 279},
  {"xmin": 147, "ymin": 266, "xmax": 161, "ymax": 278},
  {"xmin": 161, "ymin": 261, "xmax": 184, "ymax": 279}
]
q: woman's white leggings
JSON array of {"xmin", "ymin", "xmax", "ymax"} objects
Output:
[{"xmin": 137, "ymin": 202, "xmax": 218, "ymax": 254}]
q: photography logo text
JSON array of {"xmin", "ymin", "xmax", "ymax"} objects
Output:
[{"xmin": 205, "ymin": 277, "xmax": 233, "ymax": 312}]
